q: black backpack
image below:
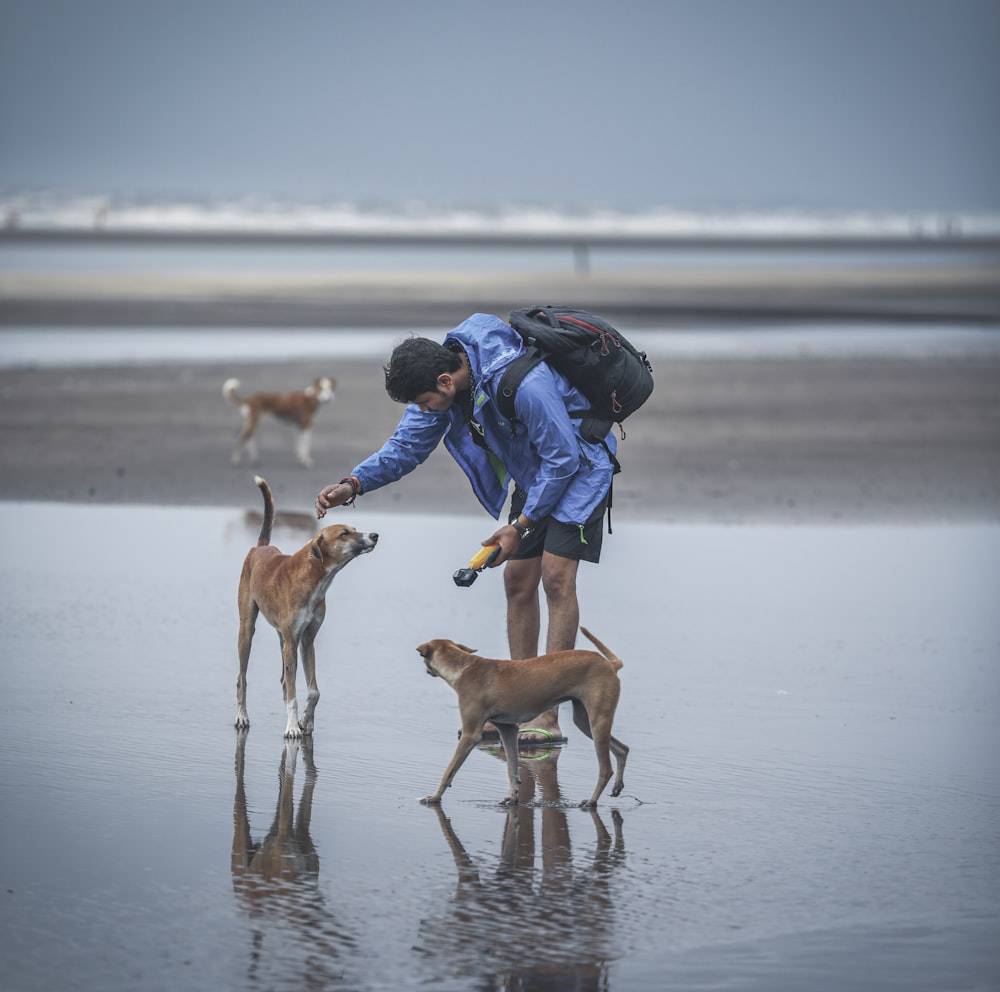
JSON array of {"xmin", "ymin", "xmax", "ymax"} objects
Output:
[{"xmin": 496, "ymin": 306, "xmax": 654, "ymax": 444}]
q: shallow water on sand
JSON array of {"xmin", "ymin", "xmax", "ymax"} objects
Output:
[{"xmin": 0, "ymin": 503, "xmax": 998, "ymax": 991}]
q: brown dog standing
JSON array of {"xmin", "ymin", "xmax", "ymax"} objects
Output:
[
  {"xmin": 236, "ymin": 476, "xmax": 377, "ymax": 737},
  {"xmin": 224, "ymin": 376, "xmax": 336, "ymax": 468},
  {"xmin": 416, "ymin": 628, "xmax": 629, "ymax": 807}
]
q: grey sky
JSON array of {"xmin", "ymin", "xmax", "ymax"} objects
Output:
[{"xmin": 1, "ymin": 0, "xmax": 998, "ymax": 211}]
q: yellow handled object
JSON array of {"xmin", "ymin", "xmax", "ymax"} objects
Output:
[
  {"xmin": 469, "ymin": 544, "xmax": 500, "ymax": 570},
  {"xmin": 453, "ymin": 544, "xmax": 500, "ymax": 587}
]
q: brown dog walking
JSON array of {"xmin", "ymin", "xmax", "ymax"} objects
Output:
[
  {"xmin": 416, "ymin": 627, "xmax": 629, "ymax": 807},
  {"xmin": 224, "ymin": 376, "xmax": 335, "ymax": 468}
]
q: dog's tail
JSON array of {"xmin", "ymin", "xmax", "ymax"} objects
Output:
[
  {"xmin": 580, "ymin": 626, "xmax": 623, "ymax": 671},
  {"xmin": 254, "ymin": 476, "xmax": 274, "ymax": 546},
  {"xmin": 223, "ymin": 378, "xmax": 244, "ymax": 406}
]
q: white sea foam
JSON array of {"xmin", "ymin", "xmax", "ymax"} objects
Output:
[{"xmin": 3, "ymin": 191, "xmax": 999, "ymax": 240}]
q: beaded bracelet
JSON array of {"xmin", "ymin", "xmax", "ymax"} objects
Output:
[{"xmin": 340, "ymin": 476, "xmax": 362, "ymax": 506}]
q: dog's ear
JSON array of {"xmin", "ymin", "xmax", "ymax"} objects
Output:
[
  {"xmin": 455, "ymin": 642, "xmax": 477, "ymax": 654},
  {"xmin": 309, "ymin": 535, "xmax": 324, "ymax": 561},
  {"xmin": 416, "ymin": 642, "xmax": 430, "ymax": 657}
]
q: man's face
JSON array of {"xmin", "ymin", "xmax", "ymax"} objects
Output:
[{"xmin": 412, "ymin": 373, "xmax": 457, "ymax": 413}]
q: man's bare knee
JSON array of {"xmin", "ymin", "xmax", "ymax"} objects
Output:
[
  {"xmin": 504, "ymin": 558, "xmax": 541, "ymax": 601},
  {"xmin": 540, "ymin": 554, "xmax": 578, "ymax": 604}
]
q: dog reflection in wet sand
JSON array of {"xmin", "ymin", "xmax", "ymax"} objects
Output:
[
  {"xmin": 232, "ymin": 737, "xmax": 321, "ymax": 893},
  {"xmin": 231, "ymin": 735, "xmax": 356, "ymax": 977},
  {"xmin": 416, "ymin": 627, "xmax": 629, "ymax": 806},
  {"xmin": 416, "ymin": 748, "xmax": 625, "ymax": 989},
  {"xmin": 235, "ymin": 476, "xmax": 378, "ymax": 738}
]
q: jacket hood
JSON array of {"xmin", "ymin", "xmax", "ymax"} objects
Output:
[{"xmin": 443, "ymin": 313, "xmax": 523, "ymax": 382}]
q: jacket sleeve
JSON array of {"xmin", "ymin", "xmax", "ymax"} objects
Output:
[
  {"xmin": 510, "ymin": 365, "xmax": 581, "ymax": 522},
  {"xmin": 351, "ymin": 405, "xmax": 450, "ymax": 494}
]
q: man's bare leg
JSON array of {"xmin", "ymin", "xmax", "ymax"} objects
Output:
[
  {"xmin": 502, "ymin": 552, "xmax": 580, "ymax": 743},
  {"xmin": 541, "ymin": 551, "xmax": 580, "ymax": 654},
  {"xmin": 504, "ymin": 556, "xmax": 542, "ymax": 658}
]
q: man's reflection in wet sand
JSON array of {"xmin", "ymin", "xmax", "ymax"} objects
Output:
[
  {"xmin": 415, "ymin": 743, "xmax": 626, "ymax": 991},
  {"xmin": 232, "ymin": 735, "xmax": 356, "ymax": 988}
]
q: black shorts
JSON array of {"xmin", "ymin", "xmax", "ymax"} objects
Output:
[{"xmin": 506, "ymin": 486, "xmax": 609, "ymax": 564}]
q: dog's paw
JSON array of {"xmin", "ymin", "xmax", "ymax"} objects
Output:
[
  {"xmin": 283, "ymin": 700, "xmax": 303, "ymax": 739},
  {"xmin": 234, "ymin": 708, "xmax": 250, "ymax": 730},
  {"xmin": 298, "ymin": 691, "xmax": 319, "ymax": 734},
  {"xmin": 419, "ymin": 795, "xmax": 443, "ymax": 805}
]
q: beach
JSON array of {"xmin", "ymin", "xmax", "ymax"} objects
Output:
[
  {"xmin": 3, "ymin": 2, "xmax": 999, "ymax": 980},
  {"xmin": 3, "ymin": 1, "xmax": 1000, "ymax": 981},
  {"xmin": 1, "ymin": 282, "xmax": 999, "ymax": 992}
]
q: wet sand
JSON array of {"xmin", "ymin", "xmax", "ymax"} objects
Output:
[
  {"xmin": 1, "ymin": 343, "xmax": 999, "ymax": 522},
  {"xmin": 0, "ymin": 504, "xmax": 997, "ymax": 992}
]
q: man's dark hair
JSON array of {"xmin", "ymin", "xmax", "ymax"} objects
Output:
[{"xmin": 384, "ymin": 336, "xmax": 461, "ymax": 403}]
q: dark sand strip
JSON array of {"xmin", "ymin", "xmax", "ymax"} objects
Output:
[{"xmin": 2, "ymin": 351, "xmax": 997, "ymax": 522}]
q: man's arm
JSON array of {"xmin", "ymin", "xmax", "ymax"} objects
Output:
[{"xmin": 316, "ymin": 406, "xmax": 450, "ymax": 518}]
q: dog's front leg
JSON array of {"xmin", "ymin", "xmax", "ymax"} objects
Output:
[
  {"xmin": 420, "ymin": 730, "xmax": 481, "ymax": 804},
  {"xmin": 297, "ymin": 629, "xmax": 320, "ymax": 735},
  {"xmin": 494, "ymin": 723, "xmax": 522, "ymax": 806},
  {"xmin": 280, "ymin": 633, "xmax": 302, "ymax": 739},
  {"xmin": 295, "ymin": 427, "xmax": 313, "ymax": 469}
]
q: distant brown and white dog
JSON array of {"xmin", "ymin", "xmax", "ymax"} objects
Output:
[
  {"xmin": 236, "ymin": 476, "xmax": 378, "ymax": 738},
  {"xmin": 223, "ymin": 376, "xmax": 336, "ymax": 468},
  {"xmin": 416, "ymin": 628, "xmax": 629, "ymax": 807}
]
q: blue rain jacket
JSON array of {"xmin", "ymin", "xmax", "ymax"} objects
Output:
[{"xmin": 350, "ymin": 313, "xmax": 617, "ymax": 524}]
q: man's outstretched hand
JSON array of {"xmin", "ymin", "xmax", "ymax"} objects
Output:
[{"xmin": 315, "ymin": 483, "xmax": 354, "ymax": 518}]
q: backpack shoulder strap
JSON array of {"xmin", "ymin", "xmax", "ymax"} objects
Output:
[{"xmin": 496, "ymin": 347, "xmax": 545, "ymax": 422}]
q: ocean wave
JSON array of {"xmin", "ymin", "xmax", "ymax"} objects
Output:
[{"xmin": 2, "ymin": 191, "xmax": 998, "ymax": 241}]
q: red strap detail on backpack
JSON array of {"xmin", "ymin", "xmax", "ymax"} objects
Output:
[{"xmin": 559, "ymin": 315, "xmax": 619, "ymax": 355}]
